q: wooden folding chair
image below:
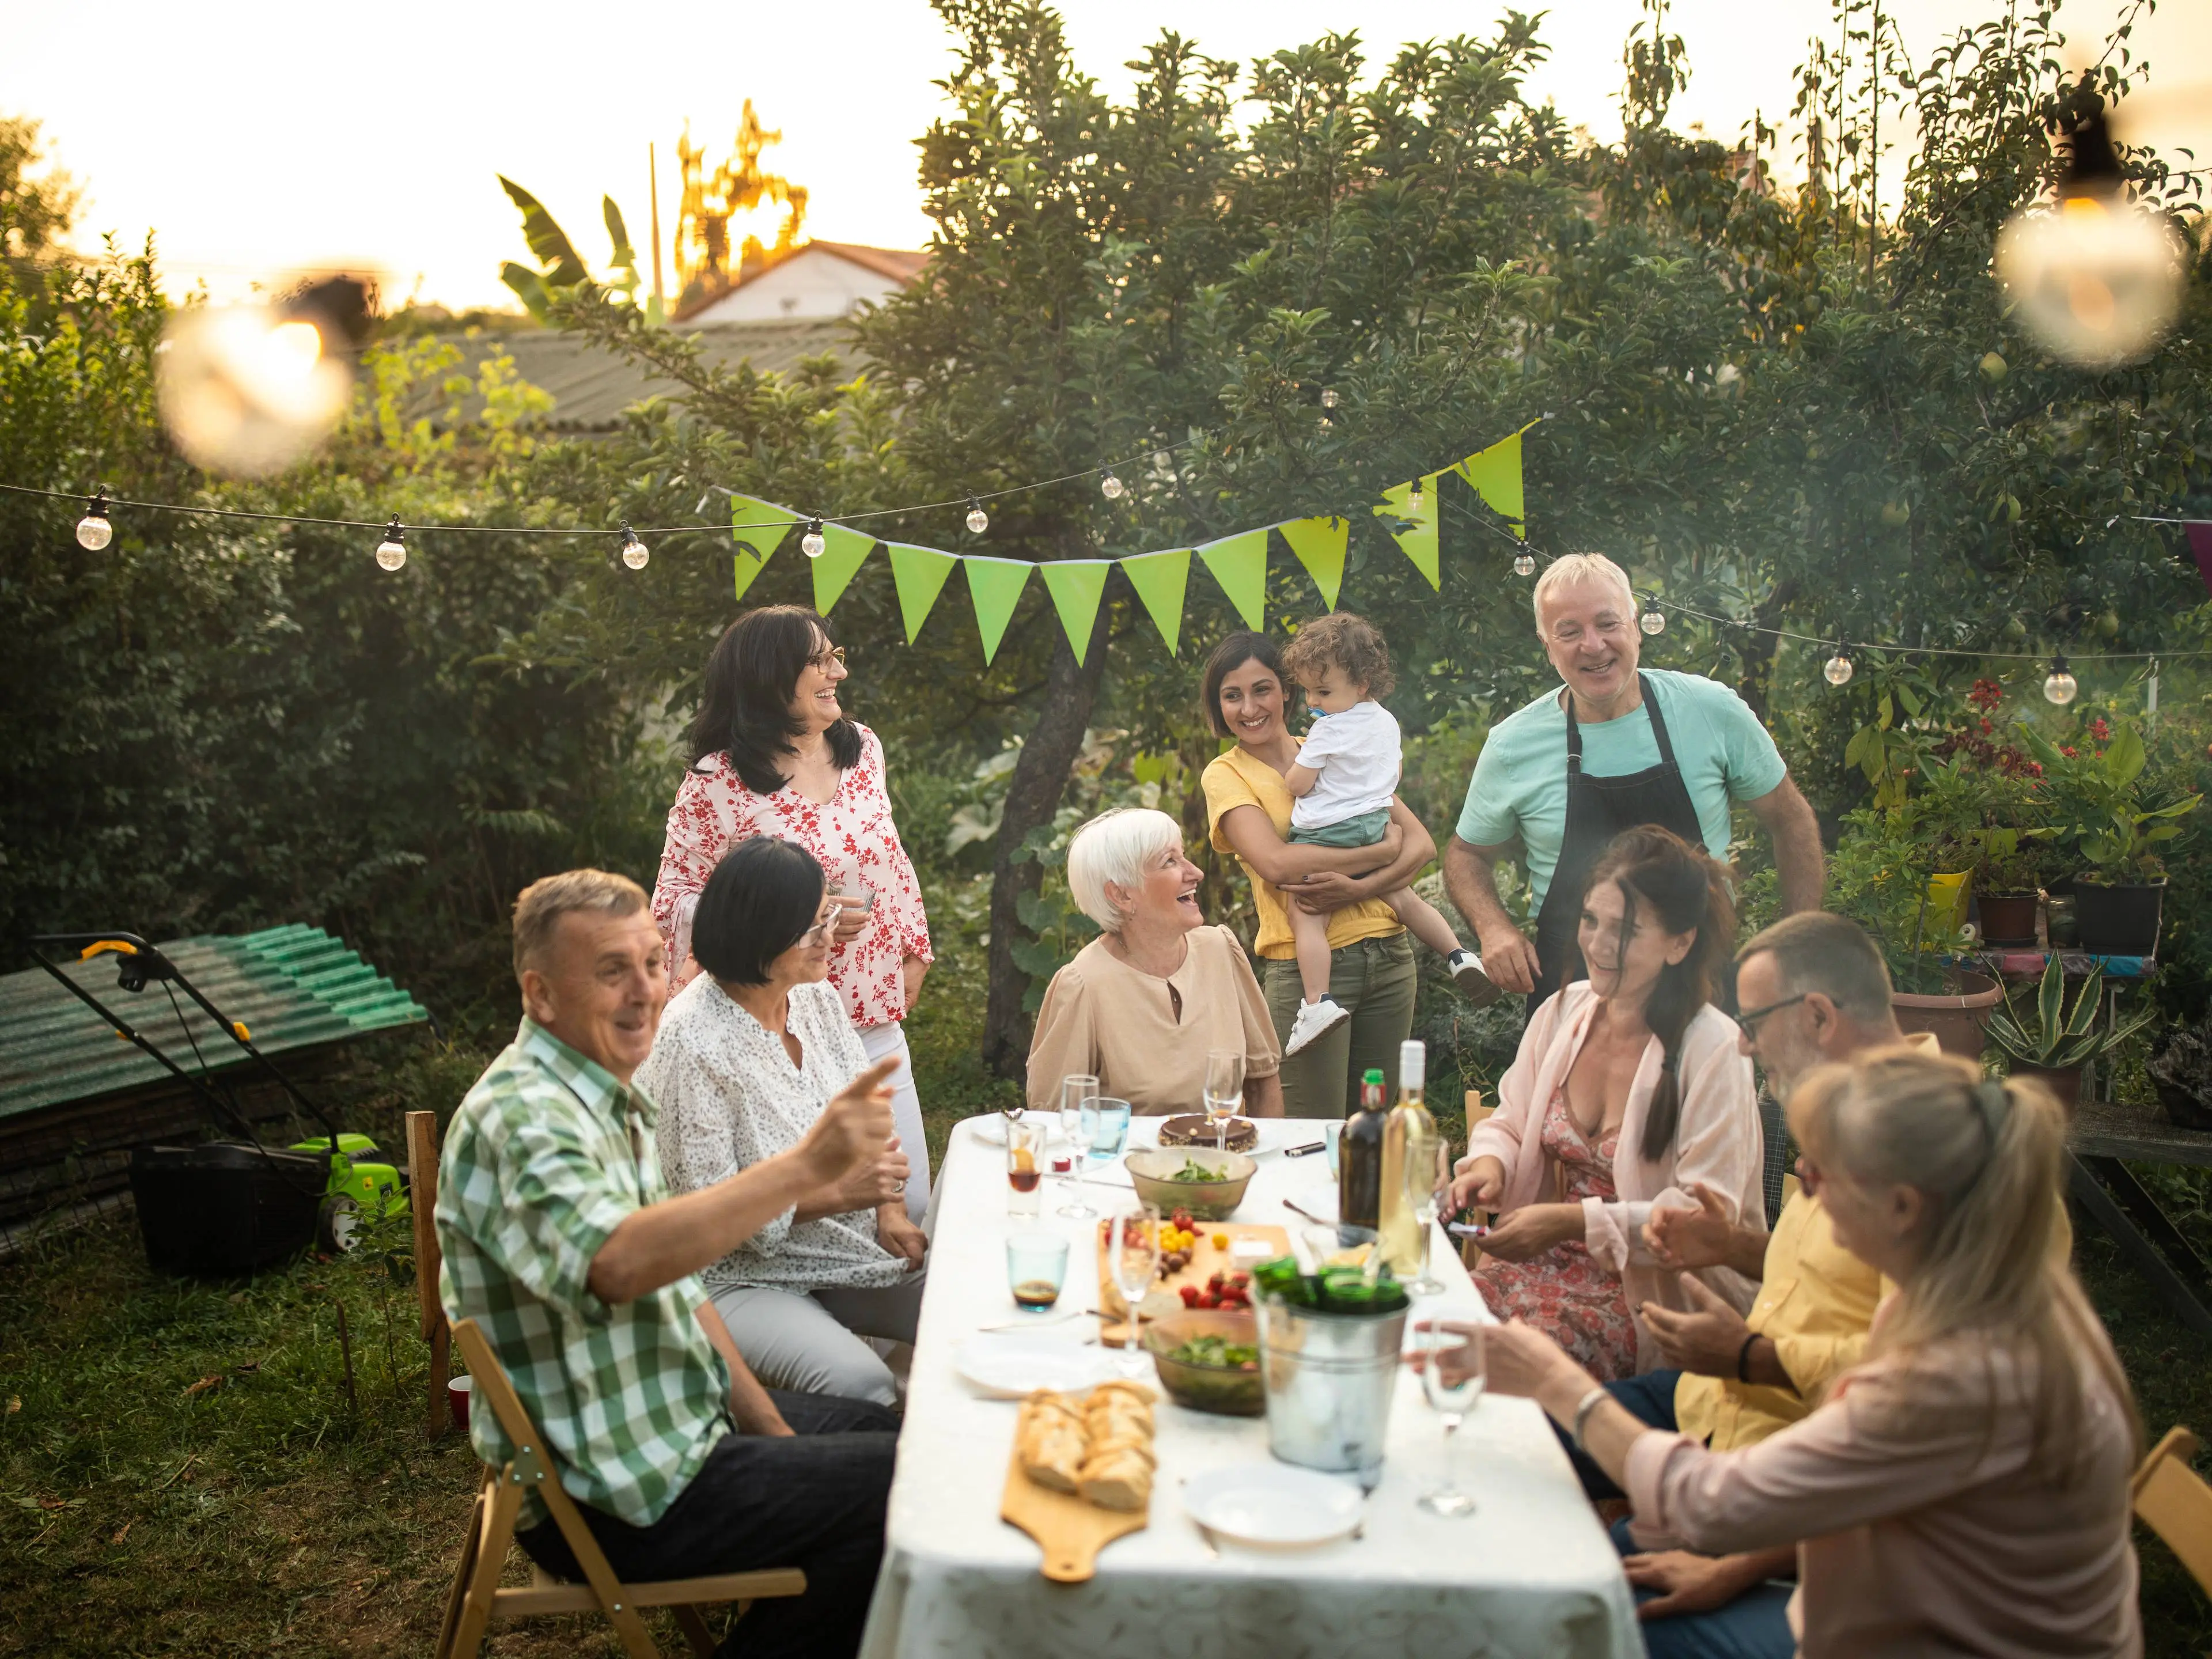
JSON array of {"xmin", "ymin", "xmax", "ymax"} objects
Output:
[
  {"xmin": 407, "ymin": 1110, "xmax": 452, "ymax": 1438},
  {"xmin": 435, "ymin": 1317, "xmax": 806, "ymax": 1659},
  {"xmin": 2133, "ymin": 1426, "xmax": 2212, "ymax": 1600},
  {"xmin": 1460, "ymin": 1090, "xmax": 1494, "ymax": 1270}
]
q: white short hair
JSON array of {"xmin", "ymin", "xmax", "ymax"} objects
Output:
[
  {"xmin": 1066, "ymin": 808, "xmax": 1184, "ymax": 934},
  {"xmin": 1533, "ymin": 552, "xmax": 1635, "ymax": 635}
]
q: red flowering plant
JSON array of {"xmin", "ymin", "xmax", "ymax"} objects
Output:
[{"xmin": 2018, "ymin": 718, "xmax": 2200, "ymax": 885}]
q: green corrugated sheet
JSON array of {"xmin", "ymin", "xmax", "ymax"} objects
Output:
[{"xmin": 0, "ymin": 927, "xmax": 429, "ymax": 1123}]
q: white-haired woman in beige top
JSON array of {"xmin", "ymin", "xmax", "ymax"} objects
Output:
[
  {"xmin": 1024, "ymin": 808, "xmax": 1282, "ymax": 1116},
  {"xmin": 1434, "ymin": 1047, "xmax": 2140, "ymax": 1659}
]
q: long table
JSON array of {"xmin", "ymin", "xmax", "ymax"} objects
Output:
[{"xmin": 859, "ymin": 1114, "xmax": 1643, "ymax": 1659}]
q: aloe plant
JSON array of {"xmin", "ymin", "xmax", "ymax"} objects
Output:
[{"xmin": 1984, "ymin": 957, "xmax": 2156, "ymax": 1070}]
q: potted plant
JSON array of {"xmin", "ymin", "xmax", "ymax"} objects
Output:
[
  {"xmin": 1827, "ymin": 807, "xmax": 2000, "ymax": 1056},
  {"xmin": 2021, "ymin": 721, "xmax": 2199, "ymax": 956},
  {"xmin": 2147, "ymin": 1016, "xmax": 2212, "ymax": 1132},
  {"xmin": 1984, "ymin": 957, "xmax": 2154, "ymax": 1111}
]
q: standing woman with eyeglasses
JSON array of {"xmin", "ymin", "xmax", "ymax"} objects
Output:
[{"xmin": 654, "ymin": 605, "xmax": 936, "ymax": 1223}]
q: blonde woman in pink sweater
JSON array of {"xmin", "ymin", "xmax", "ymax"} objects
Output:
[
  {"xmin": 1452, "ymin": 1048, "xmax": 2140, "ymax": 1658},
  {"xmin": 1449, "ymin": 826, "xmax": 1763, "ymax": 1380}
]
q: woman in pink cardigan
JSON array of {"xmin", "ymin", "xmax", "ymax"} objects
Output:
[
  {"xmin": 1450, "ymin": 1047, "xmax": 2140, "ymax": 1658},
  {"xmin": 1449, "ymin": 826, "xmax": 1760, "ymax": 1380}
]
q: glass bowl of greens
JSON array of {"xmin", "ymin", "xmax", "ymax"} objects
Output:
[
  {"xmin": 1123, "ymin": 1147, "xmax": 1257, "ymax": 1221},
  {"xmin": 1143, "ymin": 1309, "xmax": 1264, "ymax": 1415}
]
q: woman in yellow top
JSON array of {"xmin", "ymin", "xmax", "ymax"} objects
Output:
[{"xmin": 1199, "ymin": 630, "xmax": 1444, "ymax": 1118}]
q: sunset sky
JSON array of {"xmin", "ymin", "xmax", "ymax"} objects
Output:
[{"xmin": 5, "ymin": 0, "xmax": 2206, "ymax": 312}]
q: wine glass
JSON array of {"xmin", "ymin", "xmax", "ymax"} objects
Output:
[
  {"xmin": 1414, "ymin": 1320, "xmax": 1484, "ymax": 1516},
  {"xmin": 1203, "ymin": 1048, "xmax": 1245, "ymax": 1152},
  {"xmin": 1108, "ymin": 1202, "xmax": 1162, "ymax": 1378},
  {"xmin": 1406, "ymin": 1130, "xmax": 1450, "ymax": 1297},
  {"xmin": 1056, "ymin": 1074, "xmax": 1100, "ymax": 1218}
]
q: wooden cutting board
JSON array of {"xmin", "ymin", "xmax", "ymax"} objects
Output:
[
  {"xmin": 1094, "ymin": 1219, "xmax": 1289, "ymax": 1347},
  {"xmin": 1000, "ymin": 1457, "xmax": 1147, "ymax": 1583}
]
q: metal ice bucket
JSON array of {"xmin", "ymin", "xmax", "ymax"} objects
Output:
[{"xmin": 1254, "ymin": 1291, "xmax": 1408, "ymax": 1490}]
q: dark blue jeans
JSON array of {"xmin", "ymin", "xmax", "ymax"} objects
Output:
[
  {"xmin": 1555, "ymin": 1366, "xmax": 1684, "ymax": 1500},
  {"xmin": 1611, "ymin": 1517, "xmax": 1796, "ymax": 1659}
]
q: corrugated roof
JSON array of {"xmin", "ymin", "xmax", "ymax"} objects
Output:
[
  {"xmin": 413, "ymin": 318, "xmax": 854, "ymax": 431},
  {"xmin": 0, "ymin": 926, "xmax": 429, "ymax": 1124}
]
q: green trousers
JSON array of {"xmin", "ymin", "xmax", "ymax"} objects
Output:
[{"xmin": 1261, "ymin": 933, "xmax": 1419, "ymax": 1120}]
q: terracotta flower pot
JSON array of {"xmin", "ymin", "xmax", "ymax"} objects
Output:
[
  {"xmin": 1976, "ymin": 892, "xmax": 2040, "ymax": 949},
  {"xmin": 2009, "ymin": 1063, "xmax": 2081, "ymax": 1113},
  {"xmin": 1891, "ymin": 971, "xmax": 2001, "ymax": 1059},
  {"xmin": 2073, "ymin": 878, "xmax": 2164, "ymax": 957}
]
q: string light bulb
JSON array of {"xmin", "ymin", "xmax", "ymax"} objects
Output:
[
  {"xmin": 965, "ymin": 497, "xmax": 989, "ymax": 535},
  {"xmin": 1100, "ymin": 467, "xmax": 1125, "ymax": 501},
  {"xmin": 2043, "ymin": 653, "xmax": 2079, "ymax": 706},
  {"xmin": 1319, "ymin": 388, "xmax": 1339, "ymax": 409},
  {"xmin": 1513, "ymin": 551, "xmax": 1536, "ymax": 577},
  {"xmin": 374, "ymin": 516, "xmax": 407, "ymax": 572},
  {"xmin": 1407, "ymin": 479, "xmax": 1425, "ymax": 513},
  {"xmin": 1823, "ymin": 646, "xmax": 1855, "ymax": 687},
  {"xmin": 75, "ymin": 490, "xmax": 112, "ymax": 551},
  {"xmin": 619, "ymin": 525, "xmax": 649, "ymax": 570},
  {"xmin": 801, "ymin": 518, "xmax": 827, "ymax": 559},
  {"xmin": 1639, "ymin": 595, "xmax": 1667, "ymax": 635},
  {"xmin": 1993, "ymin": 105, "xmax": 2186, "ymax": 369}
]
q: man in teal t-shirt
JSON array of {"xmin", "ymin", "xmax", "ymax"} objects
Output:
[{"xmin": 1444, "ymin": 554, "xmax": 1824, "ymax": 1001}]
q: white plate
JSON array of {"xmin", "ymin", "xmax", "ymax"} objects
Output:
[
  {"xmin": 952, "ymin": 1331, "xmax": 1124, "ymax": 1398},
  {"xmin": 966, "ymin": 1113, "xmax": 1067, "ymax": 1148},
  {"xmin": 1183, "ymin": 1464, "xmax": 1365, "ymax": 1547}
]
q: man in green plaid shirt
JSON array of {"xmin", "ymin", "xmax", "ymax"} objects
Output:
[{"xmin": 438, "ymin": 869, "xmax": 907, "ymax": 1659}]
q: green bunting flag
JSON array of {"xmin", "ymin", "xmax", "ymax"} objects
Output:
[
  {"xmin": 1278, "ymin": 516, "xmax": 1350, "ymax": 611},
  {"xmin": 1373, "ymin": 478, "xmax": 1442, "ymax": 589},
  {"xmin": 1197, "ymin": 527, "xmax": 1268, "ymax": 630},
  {"xmin": 730, "ymin": 492, "xmax": 800, "ymax": 602},
  {"xmin": 809, "ymin": 521, "xmax": 877, "ymax": 615},
  {"xmin": 964, "ymin": 556, "xmax": 1034, "ymax": 665},
  {"xmin": 1037, "ymin": 560, "xmax": 1112, "ymax": 665},
  {"xmin": 885, "ymin": 543, "xmax": 960, "ymax": 642},
  {"xmin": 1119, "ymin": 547, "xmax": 1191, "ymax": 654},
  {"xmin": 1456, "ymin": 425, "xmax": 1531, "ymax": 534}
]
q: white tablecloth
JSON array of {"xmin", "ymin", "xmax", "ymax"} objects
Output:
[{"xmin": 859, "ymin": 1115, "xmax": 1644, "ymax": 1659}]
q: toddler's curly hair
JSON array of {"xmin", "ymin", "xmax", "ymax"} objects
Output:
[{"xmin": 1281, "ymin": 611, "xmax": 1395, "ymax": 699}]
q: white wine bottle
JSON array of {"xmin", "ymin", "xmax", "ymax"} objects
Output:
[{"xmin": 1378, "ymin": 1039, "xmax": 1435, "ymax": 1277}]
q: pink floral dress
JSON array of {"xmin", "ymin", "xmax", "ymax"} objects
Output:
[
  {"xmin": 652, "ymin": 722, "xmax": 933, "ymax": 1030},
  {"xmin": 1476, "ymin": 1085, "xmax": 1639, "ymax": 1382}
]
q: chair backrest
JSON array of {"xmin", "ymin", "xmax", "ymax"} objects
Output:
[
  {"xmin": 2134, "ymin": 1426, "xmax": 2212, "ymax": 1599},
  {"xmin": 408, "ymin": 1110, "xmax": 445, "ymax": 1343}
]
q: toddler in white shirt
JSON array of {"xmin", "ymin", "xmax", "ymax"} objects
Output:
[{"xmin": 1279, "ymin": 613, "xmax": 1496, "ymax": 1057}]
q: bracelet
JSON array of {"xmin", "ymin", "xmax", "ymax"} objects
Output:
[
  {"xmin": 1570, "ymin": 1385, "xmax": 1611, "ymax": 1452},
  {"xmin": 1736, "ymin": 1332, "xmax": 1760, "ymax": 1383}
]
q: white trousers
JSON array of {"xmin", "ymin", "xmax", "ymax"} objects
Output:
[
  {"xmin": 710, "ymin": 1275, "xmax": 925, "ymax": 1408},
  {"xmin": 858, "ymin": 1020, "xmax": 929, "ymax": 1225}
]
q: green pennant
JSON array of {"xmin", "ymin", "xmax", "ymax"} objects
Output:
[
  {"xmin": 729, "ymin": 493, "xmax": 799, "ymax": 562},
  {"xmin": 963, "ymin": 555, "xmax": 1034, "ymax": 665},
  {"xmin": 1456, "ymin": 427, "xmax": 1528, "ymax": 535},
  {"xmin": 1278, "ymin": 516, "xmax": 1350, "ymax": 611},
  {"xmin": 1196, "ymin": 527, "xmax": 1268, "ymax": 630},
  {"xmin": 1119, "ymin": 548, "xmax": 1191, "ymax": 654},
  {"xmin": 1373, "ymin": 477, "xmax": 1442, "ymax": 589},
  {"xmin": 1037, "ymin": 559, "xmax": 1112, "ymax": 665},
  {"xmin": 809, "ymin": 521, "xmax": 876, "ymax": 614},
  {"xmin": 734, "ymin": 550, "xmax": 768, "ymax": 601},
  {"xmin": 885, "ymin": 543, "xmax": 960, "ymax": 642}
]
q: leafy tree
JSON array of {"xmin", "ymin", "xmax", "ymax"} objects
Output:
[{"xmin": 0, "ymin": 112, "xmax": 81, "ymax": 258}]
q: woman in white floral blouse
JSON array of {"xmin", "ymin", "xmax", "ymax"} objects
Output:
[
  {"xmin": 654, "ymin": 605, "xmax": 935, "ymax": 1222},
  {"xmin": 641, "ymin": 836, "xmax": 927, "ymax": 1408}
]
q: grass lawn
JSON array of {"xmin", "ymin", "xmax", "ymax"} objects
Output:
[{"xmin": 6, "ymin": 923, "xmax": 2212, "ymax": 1654}]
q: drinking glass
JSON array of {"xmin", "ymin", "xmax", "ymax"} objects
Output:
[
  {"xmin": 1005, "ymin": 1117, "xmax": 1044, "ymax": 1218},
  {"xmin": 1108, "ymin": 1202, "xmax": 1162, "ymax": 1377},
  {"xmin": 1083, "ymin": 1097, "xmax": 1131, "ymax": 1164},
  {"xmin": 1414, "ymin": 1320, "xmax": 1484, "ymax": 1516},
  {"xmin": 1202, "ymin": 1048, "xmax": 1245, "ymax": 1151},
  {"xmin": 1005, "ymin": 1232, "xmax": 1070, "ymax": 1313},
  {"xmin": 1406, "ymin": 1130, "xmax": 1450, "ymax": 1297},
  {"xmin": 1056, "ymin": 1074, "xmax": 1101, "ymax": 1218}
]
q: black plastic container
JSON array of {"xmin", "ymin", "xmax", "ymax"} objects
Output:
[
  {"xmin": 128, "ymin": 1141, "xmax": 324, "ymax": 1276},
  {"xmin": 2073, "ymin": 879, "xmax": 2165, "ymax": 957}
]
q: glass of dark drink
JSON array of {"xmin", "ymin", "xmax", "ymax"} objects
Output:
[
  {"xmin": 1005, "ymin": 1232, "xmax": 1069, "ymax": 1313},
  {"xmin": 1006, "ymin": 1117, "xmax": 1045, "ymax": 1217}
]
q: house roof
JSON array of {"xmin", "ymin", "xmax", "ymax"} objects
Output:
[
  {"xmin": 670, "ymin": 238, "xmax": 929, "ymax": 324},
  {"xmin": 408, "ymin": 317, "xmax": 855, "ymax": 432}
]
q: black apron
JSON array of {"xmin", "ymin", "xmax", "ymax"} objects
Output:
[{"xmin": 1527, "ymin": 673, "xmax": 1707, "ymax": 1010}]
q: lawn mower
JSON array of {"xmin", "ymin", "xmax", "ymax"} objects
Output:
[{"xmin": 29, "ymin": 931, "xmax": 407, "ymax": 1276}]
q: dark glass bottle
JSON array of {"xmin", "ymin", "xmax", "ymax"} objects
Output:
[{"xmin": 1339, "ymin": 1067, "xmax": 1388, "ymax": 1230}]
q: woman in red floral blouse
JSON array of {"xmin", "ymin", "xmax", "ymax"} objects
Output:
[{"xmin": 654, "ymin": 605, "xmax": 936, "ymax": 1221}]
